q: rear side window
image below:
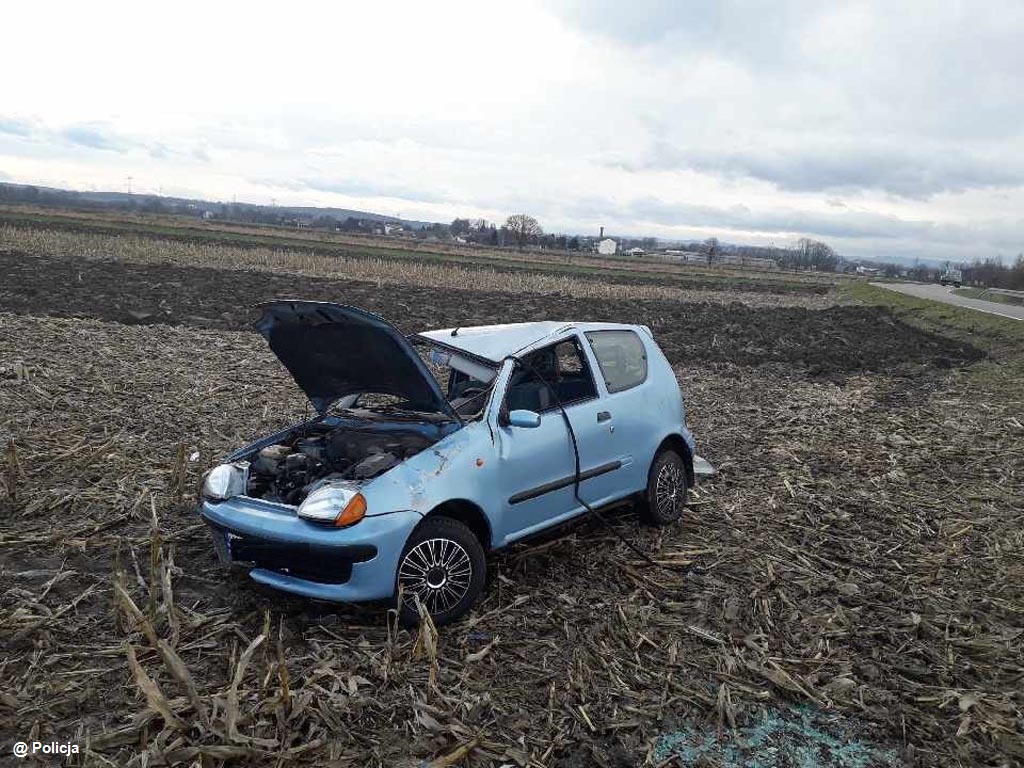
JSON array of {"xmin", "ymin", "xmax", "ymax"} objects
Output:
[{"xmin": 585, "ymin": 330, "xmax": 648, "ymax": 393}]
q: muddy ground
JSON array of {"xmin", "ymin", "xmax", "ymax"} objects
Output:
[
  {"xmin": 0, "ymin": 250, "xmax": 978, "ymax": 373},
  {"xmin": 0, "ymin": 249, "xmax": 1020, "ymax": 767},
  {"xmin": 0, "ymin": 216, "xmax": 832, "ymax": 297}
]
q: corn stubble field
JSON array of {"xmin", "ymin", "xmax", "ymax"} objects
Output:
[{"xmin": 0, "ymin": 218, "xmax": 1021, "ymax": 767}]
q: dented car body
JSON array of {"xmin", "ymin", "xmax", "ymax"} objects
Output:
[{"xmin": 200, "ymin": 301, "xmax": 698, "ymax": 624}]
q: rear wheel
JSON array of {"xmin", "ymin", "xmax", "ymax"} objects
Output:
[
  {"xmin": 396, "ymin": 517, "xmax": 486, "ymax": 626},
  {"xmin": 641, "ymin": 449, "xmax": 688, "ymax": 525}
]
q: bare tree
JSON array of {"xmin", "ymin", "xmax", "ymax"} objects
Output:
[
  {"xmin": 791, "ymin": 237, "xmax": 839, "ymax": 271},
  {"xmin": 505, "ymin": 214, "xmax": 543, "ymax": 249},
  {"xmin": 449, "ymin": 218, "xmax": 472, "ymax": 236},
  {"xmin": 703, "ymin": 237, "xmax": 720, "ymax": 265}
]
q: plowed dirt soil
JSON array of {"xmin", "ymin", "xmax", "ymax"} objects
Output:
[{"xmin": 1, "ymin": 246, "xmax": 1020, "ymax": 768}]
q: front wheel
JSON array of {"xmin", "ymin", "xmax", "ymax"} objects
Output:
[
  {"xmin": 396, "ymin": 517, "xmax": 486, "ymax": 626},
  {"xmin": 641, "ymin": 449, "xmax": 688, "ymax": 525}
]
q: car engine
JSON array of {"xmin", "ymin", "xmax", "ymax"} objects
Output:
[{"xmin": 245, "ymin": 425, "xmax": 434, "ymax": 505}]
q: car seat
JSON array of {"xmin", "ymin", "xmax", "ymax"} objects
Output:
[
  {"xmin": 507, "ymin": 349, "xmax": 558, "ymax": 411},
  {"xmin": 506, "ymin": 382, "xmax": 552, "ymax": 412}
]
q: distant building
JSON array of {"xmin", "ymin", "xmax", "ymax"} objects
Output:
[
  {"xmin": 596, "ymin": 238, "xmax": 617, "ymax": 255},
  {"xmin": 663, "ymin": 250, "xmax": 706, "ymax": 263},
  {"xmin": 717, "ymin": 254, "xmax": 777, "ymax": 269},
  {"xmin": 625, "ymin": 247, "xmax": 645, "ymax": 256},
  {"xmin": 661, "ymin": 250, "xmax": 777, "ymax": 269}
]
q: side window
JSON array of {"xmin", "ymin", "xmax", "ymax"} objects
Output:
[
  {"xmin": 505, "ymin": 338, "xmax": 597, "ymax": 412},
  {"xmin": 585, "ymin": 330, "xmax": 648, "ymax": 393}
]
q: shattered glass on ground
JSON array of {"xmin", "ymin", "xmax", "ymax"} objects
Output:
[{"xmin": 654, "ymin": 705, "xmax": 901, "ymax": 767}]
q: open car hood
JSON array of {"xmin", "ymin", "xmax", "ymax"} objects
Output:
[{"xmin": 255, "ymin": 301, "xmax": 457, "ymax": 419}]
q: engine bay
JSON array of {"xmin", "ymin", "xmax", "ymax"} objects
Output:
[{"xmin": 245, "ymin": 422, "xmax": 436, "ymax": 505}]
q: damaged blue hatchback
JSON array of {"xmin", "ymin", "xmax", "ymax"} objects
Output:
[{"xmin": 201, "ymin": 301, "xmax": 701, "ymax": 625}]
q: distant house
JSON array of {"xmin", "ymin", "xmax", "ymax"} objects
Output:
[
  {"xmin": 718, "ymin": 254, "xmax": 777, "ymax": 269},
  {"xmin": 625, "ymin": 247, "xmax": 645, "ymax": 256},
  {"xmin": 855, "ymin": 265, "xmax": 879, "ymax": 276},
  {"xmin": 663, "ymin": 250, "xmax": 706, "ymax": 263},
  {"xmin": 661, "ymin": 250, "xmax": 776, "ymax": 269},
  {"xmin": 596, "ymin": 238, "xmax": 617, "ymax": 255}
]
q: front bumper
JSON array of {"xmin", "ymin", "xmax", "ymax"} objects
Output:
[{"xmin": 200, "ymin": 496, "xmax": 421, "ymax": 602}]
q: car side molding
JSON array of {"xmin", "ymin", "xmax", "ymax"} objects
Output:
[{"xmin": 508, "ymin": 460, "xmax": 623, "ymax": 505}]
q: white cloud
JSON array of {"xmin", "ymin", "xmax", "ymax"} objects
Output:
[{"xmin": 1, "ymin": 0, "xmax": 1022, "ymax": 261}]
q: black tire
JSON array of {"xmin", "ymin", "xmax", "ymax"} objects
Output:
[
  {"xmin": 396, "ymin": 517, "xmax": 486, "ymax": 627},
  {"xmin": 641, "ymin": 449, "xmax": 688, "ymax": 525}
]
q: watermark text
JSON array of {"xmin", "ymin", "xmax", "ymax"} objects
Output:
[{"xmin": 12, "ymin": 741, "xmax": 80, "ymax": 758}]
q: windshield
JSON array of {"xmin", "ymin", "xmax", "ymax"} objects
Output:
[
  {"xmin": 319, "ymin": 337, "xmax": 498, "ymax": 421},
  {"xmin": 412, "ymin": 339, "xmax": 499, "ymax": 420}
]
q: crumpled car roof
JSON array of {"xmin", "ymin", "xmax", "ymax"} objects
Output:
[{"xmin": 417, "ymin": 320, "xmax": 644, "ymax": 363}]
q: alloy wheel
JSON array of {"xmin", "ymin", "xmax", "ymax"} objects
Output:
[
  {"xmin": 655, "ymin": 461, "xmax": 685, "ymax": 518},
  {"xmin": 398, "ymin": 537, "xmax": 473, "ymax": 614}
]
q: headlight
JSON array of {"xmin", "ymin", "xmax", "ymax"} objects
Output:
[
  {"xmin": 202, "ymin": 462, "xmax": 249, "ymax": 501},
  {"xmin": 297, "ymin": 483, "xmax": 367, "ymax": 527}
]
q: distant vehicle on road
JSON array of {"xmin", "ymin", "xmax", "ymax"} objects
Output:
[{"xmin": 940, "ymin": 268, "xmax": 962, "ymax": 288}]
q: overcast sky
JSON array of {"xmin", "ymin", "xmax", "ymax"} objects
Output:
[{"xmin": 2, "ymin": 0, "xmax": 1022, "ymax": 261}]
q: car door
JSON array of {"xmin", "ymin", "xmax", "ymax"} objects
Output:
[
  {"xmin": 553, "ymin": 335, "xmax": 625, "ymax": 508},
  {"xmin": 494, "ymin": 335, "xmax": 624, "ymax": 542},
  {"xmin": 583, "ymin": 329, "xmax": 656, "ymax": 494},
  {"xmin": 494, "ymin": 405, "xmax": 578, "ymax": 543},
  {"xmin": 493, "ymin": 351, "xmax": 577, "ymax": 543}
]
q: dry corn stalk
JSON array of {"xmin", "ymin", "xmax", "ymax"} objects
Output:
[
  {"xmin": 125, "ymin": 643, "xmax": 183, "ymax": 730},
  {"xmin": 5, "ymin": 438, "xmax": 20, "ymax": 502}
]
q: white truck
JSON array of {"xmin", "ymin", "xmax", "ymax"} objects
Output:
[{"xmin": 940, "ymin": 268, "xmax": 962, "ymax": 288}]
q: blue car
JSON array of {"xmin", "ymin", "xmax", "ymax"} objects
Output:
[{"xmin": 200, "ymin": 301, "xmax": 701, "ymax": 625}]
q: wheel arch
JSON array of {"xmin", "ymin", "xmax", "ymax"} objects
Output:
[
  {"xmin": 421, "ymin": 499, "xmax": 492, "ymax": 551},
  {"xmin": 656, "ymin": 434, "xmax": 694, "ymax": 487}
]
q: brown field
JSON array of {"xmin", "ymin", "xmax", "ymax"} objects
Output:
[
  {"xmin": 0, "ymin": 204, "xmax": 847, "ymax": 288},
  {"xmin": 0, "ymin": 220, "xmax": 1021, "ymax": 767},
  {"xmin": 0, "ymin": 226, "xmax": 836, "ymax": 308}
]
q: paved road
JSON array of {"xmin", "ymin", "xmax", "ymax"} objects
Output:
[{"xmin": 871, "ymin": 282, "xmax": 1024, "ymax": 321}]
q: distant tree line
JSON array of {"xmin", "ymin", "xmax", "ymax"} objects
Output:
[
  {"xmin": 957, "ymin": 256, "xmax": 1024, "ymax": 290},
  {"xmin": 864, "ymin": 254, "xmax": 1024, "ymax": 289},
  {"xmin": 661, "ymin": 236, "xmax": 841, "ymax": 271},
  {"xmin": 446, "ymin": 215, "xmax": 578, "ymax": 250},
  {"xmin": 6, "ymin": 182, "xmax": 1020, "ymax": 285},
  {"xmin": 778, "ymin": 238, "xmax": 841, "ymax": 271}
]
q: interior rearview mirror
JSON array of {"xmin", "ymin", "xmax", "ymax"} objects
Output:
[{"xmin": 508, "ymin": 409, "xmax": 541, "ymax": 428}]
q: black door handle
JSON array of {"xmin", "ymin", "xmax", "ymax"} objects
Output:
[{"xmin": 597, "ymin": 411, "xmax": 611, "ymax": 422}]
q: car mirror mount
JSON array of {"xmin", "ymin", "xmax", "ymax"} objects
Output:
[{"xmin": 508, "ymin": 409, "xmax": 541, "ymax": 428}]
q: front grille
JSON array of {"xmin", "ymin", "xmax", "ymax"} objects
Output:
[{"xmin": 211, "ymin": 526, "xmax": 376, "ymax": 584}]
